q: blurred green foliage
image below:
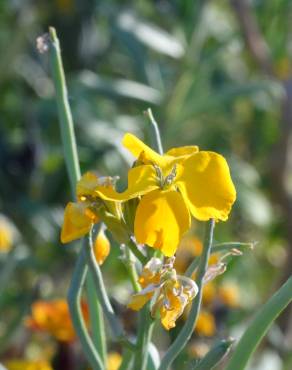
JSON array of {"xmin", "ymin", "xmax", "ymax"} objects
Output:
[{"xmin": 0, "ymin": 0, "xmax": 292, "ymax": 369}]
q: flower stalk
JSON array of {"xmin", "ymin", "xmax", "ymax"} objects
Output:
[
  {"xmin": 48, "ymin": 26, "xmax": 107, "ymax": 365},
  {"xmin": 67, "ymin": 242, "xmax": 104, "ymax": 370},
  {"xmin": 158, "ymin": 219, "xmax": 215, "ymax": 370}
]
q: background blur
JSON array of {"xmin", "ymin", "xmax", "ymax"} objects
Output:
[{"xmin": 0, "ymin": 0, "xmax": 292, "ymax": 369}]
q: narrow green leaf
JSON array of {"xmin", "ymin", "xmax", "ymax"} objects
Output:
[
  {"xmin": 225, "ymin": 276, "xmax": 292, "ymax": 370},
  {"xmin": 192, "ymin": 338, "xmax": 234, "ymax": 370}
]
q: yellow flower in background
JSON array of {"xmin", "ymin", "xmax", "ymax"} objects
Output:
[
  {"xmin": 175, "ymin": 236, "xmax": 219, "ymax": 274},
  {"xmin": 0, "ymin": 215, "xmax": 15, "ymax": 252},
  {"xmin": 95, "ymin": 133, "xmax": 236, "ymax": 256},
  {"xmin": 195, "ymin": 311, "xmax": 216, "ymax": 337},
  {"xmin": 25, "ymin": 299, "xmax": 89, "ymax": 342},
  {"xmin": 128, "ymin": 258, "xmax": 198, "ymax": 330},
  {"xmin": 4, "ymin": 360, "xmax": 52, "ymax": 370},
  {"xmin": 107, "ymin": 352, "xmax": 122, "ymax": 370},
  {"xmin": 218, "ymin": 283, "xmax": 239, "ymax": 308},
  {"xmin": 94, "ymin": 228, "xmax": 110, "ymax": 265}
]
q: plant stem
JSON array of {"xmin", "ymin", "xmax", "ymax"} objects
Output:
[
  {"xmin": 158, "ymin": 219, "xmax": 215, "ymax": 370},
  {"xmin": 225, "ymin": 276, "xmax": 292, "ymax": 370},
  {"xmin": 185, "ymin": 257, "xmax": 199, "ymax": 277},
  {"xmin": 124, "ymin": 245, "xmax": 141, "ymax": 293},
  {"xmin": 144, "ymin": 108, "xmax": 164, "ymax": 155},
  {"xmin": 48, "ymin": 26, "xmax": 106, "ymax": 364},
  {"xmin": 133, "ymin": 307, "xmax": 155, "ymax": 370},
  {"xmin": 128, "ymin": 237, "xmax": 147, "ymax": 265},
  {"xmin": 48, "ymin": 27, "xmax": 80, "ymax": 193},
  {"xmin": 67, "ymin": 244, "xmax": 104, "ymax": 370},
  {"xmin": 86, "ymin": 227, "xmax": 126, "ymax": 340},
  {"xmin": 212, "ymin": 241, "xmax": 255, "ymax": 253},
  {"xmin": 87, "ymin": 274, "xmax": 107, "ymax": 364},
  {"xmin": 118, "ymin": 348, "xmax": 133, "ymax": 370}
]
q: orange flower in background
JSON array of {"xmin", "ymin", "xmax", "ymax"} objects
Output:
[
  {"xmin": 3, "ymin": 360, "xmax": 52, "ymax": 370},
  {"xmin": 25, "ymin": 299, "xmax": 89, "ymax": 342},
  {"xmin": 175, "ymin": 236, "xmax": 219, "ymax": 274},
  {"xmin": 195, "ymin": 311, "xmax": 216, "ymax": 337},
  {"xmin": 218, "ymin": 283, "xmax": 239, "ymax": 308}
]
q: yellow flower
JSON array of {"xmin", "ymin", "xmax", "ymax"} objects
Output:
[
  {"xmin": 202, "ymin": 282, "xmax": 217, "ymax": 306},
  {"xmin": 94, "ymin": 229, "xmax": 110, "ymax": 265},
  {"xmin": 107, "ymin": 352, "xmax": 122, "ymax": 370},
  {"xmin": 94, "ymin": 133, "xmax": 236, "ymax": 256},
  {"xmin": 4, "ymin": 360, "xmax": 52, "ymax": 370},
  {"xmin": 0, "ymin": 216, "xmax": 14, "ymax": 252},
  {"xmin": 128, "ymin": 258, "xmax": 198, "ymax": 330},
  {"xmin": 25, "ymin": 299, "xmax": 89, "ymax": 342},
  {"xmin": 218, "ymin": 283, "xmax": 239, "ymax": 308},
  {"xmin": 61, "ymin": 172, "xmax": 125, "ymax": 244},
  {"xmin": 195, "ymin": 311, "xmax": 216, "ymax": 337}
]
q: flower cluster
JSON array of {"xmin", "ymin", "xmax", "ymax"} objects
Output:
[
  {"xmin": 25, "ymin": 299, "xmax": 89, "ymax": 342},
  {"xmin": 128, "ymin": 257, "xmax": 198, "ymax": 330},
  {"xmin": 61, "ymin": 133, "xmax": 236, "ymax": 258}
]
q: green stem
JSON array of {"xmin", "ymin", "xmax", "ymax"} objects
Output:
[
  {"xmin": 185, "ymin": 257, "xmax": 199, "ymax": 277},
  {"xmin": 145, "ymin": 108, "xmax": 164, "ymax": 155},
  {"xmin": 128, "ymin": 238, "xmax": 147, "ymax": 265},
  {"xmin": 118, "ymin": 349, "xmax": 133, "ymax": 370},
  {"xmin": 67, "ymin": 244, "xmax": 104, "ymax": 370},
  {"xmin": 212, "ymin": 241, "xmax": 255, "ymax": 253},
  {"xmin": 86, "ymin": 227, "xmax": 126, "ymax": 340},
  {"xmin": 87, "ymin": 274, "xmax": 107, "ymax": 364},
  {"xmin": 158, "ymin": 219, "xmax": 215, "ymax": 370},
  {"xmin": 193, "ymin": 338, "xmax": 234, "ymax": 370},
  {"xmin": 133, "ymin": 307, "xmax": 155, "ymax": 370},
  {"xmin": 225, "ymin": 276, "xmax": 292, "ymax": 370},
  {"xmin": 124, "ymin": 245, "xmax": 141, "ymax": 293},
  {"xmin": 49, "ymin": 27, "xmax": 80, "ymax": 192},
  {"xmin": 48, "ymin": 26, "xmax": 106, "ymax": 364}
]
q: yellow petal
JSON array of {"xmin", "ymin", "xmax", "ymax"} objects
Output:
[
  {"xmin": 134, "ymin": 190, "xmax": 191, "ymax": 257},
  {"xmin": 76, "ymin": 172, "xmax": 100, "ymax": 199},
  {"xmin": 123, "ymin": 133, "xmax": 164, "ymax": 165},
  {"xmin": 94, "ymin": 165, "xmax": 158, "ymax": 201},
  {"xmin": 160, "ymin": 293, "xmax": 185, "ymax": 330},
  {"xmin": 127, "ymin": 292, "xmax": 153, "ymax": 311},
  {"xmin": 177, "ymin": 151, "xmax": 236, "ymax": 221},
  {"xmin": 123, "ymin": 133, "xmax": 196, "ymax": 173},
  {"xmin": 165, "ymin": 146, "xmax": 199, "ymax": 157},
  {"xmin": 61, "ymin": 202, "xmax": 95, "ymax": 243},
  {"xmin": 94, "ymin": 229, "xmax": 110, "ymax": 265}
]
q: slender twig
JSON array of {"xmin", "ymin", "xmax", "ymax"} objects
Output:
[
  {"xmin": 212, "ymin": 241, "xmax": 255, "ymax": 253},
  {"xmin": 144, "ymin": 108, "xmax": 164, "ymax": 155},
  {"xmin": 133, "ymin": 307, "xmax": 155, "ymax": 370},
  {"xmin": 87, "ymin": 274, "xmax": 107, "ymax": 364},
  {"xmin": 118, "ymin": 348, "xmax": 133, "ymax": 370},
  {"xmin": 124, "ymin": 245, "xmax": 141, "ymax": 293},
  {"xmin": 67, "ymin": 244, "xmax": 104, "ymax": 370},
  {"xmin": 49, "ymin": 27, "xmax": 80, "ymax": 192},
  {"xmin": 159, "ymin": 219, "xmax": 215, "ymax": 370},
  {"xmin": 48, "ymin": 26, "xmax": 106, "ymax": 363},
  {"xmin": 85, "ymin": 227, "xmax": 127, "ymax": 341},
  {"xmin": 185, "ymin": 257, "xmax": 200, "ymax": 278},
  {"xmin": 128, "ymin": 237, "xmax": 147, "ymax": 265}
]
